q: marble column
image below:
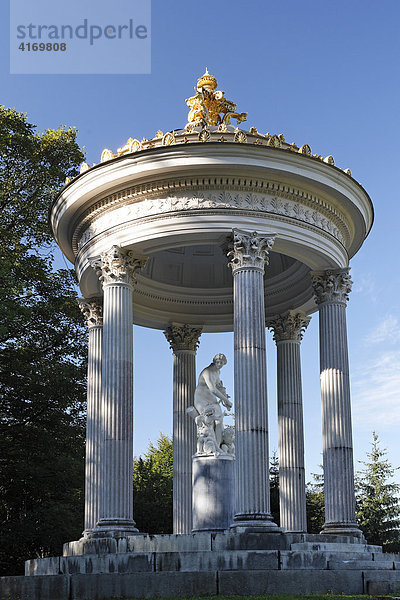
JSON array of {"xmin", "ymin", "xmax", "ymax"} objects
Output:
[
  {"xmin": 311, "ymin": 268, "xmax": 362, "ymax": 537},
  {"xmin": 268, "ymin": 311, "xmax": 310, "ymax": 533},
  {"xmin": 164, "ymin": 324, "xmax": 202, "ymax": 534},
  {"xmin": 227, "ymin": 229, "xmax": 279, "ymax": 530},
  {"xmin": 78, "ymin": 298, "xmax": 103, "ymax": 535},
  {"xmin": 91, "ymin": 245, "xmax": 147, "ymax": 536}
]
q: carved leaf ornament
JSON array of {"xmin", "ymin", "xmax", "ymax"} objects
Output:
[{"xmin": 227, "ymin": 229, "xmax": 276, "ymax": 272}]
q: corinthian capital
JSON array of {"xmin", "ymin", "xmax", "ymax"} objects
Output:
[
  {"xmin": 227, "ymin": 229, "xmax": 276, "ymax": 274},
  {"xmin": 78, "ymin": 297, "xmax": 103, "ymax": 328},
  {"xmin": 90, "ymin": 245, "xmax": 147, "ymax": 287},
  {"xmin": 311, "ymin": 268, "xmax": 352, "ymax": 306},
  {"xmin": 268, "ymin": 310, "xmax": 311, "ymax": 343},
  {"xmin": 164, "ymin": 324, "xmax": 202, "ymax": 352}
]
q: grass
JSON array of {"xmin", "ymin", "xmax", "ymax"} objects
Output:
[{"xmin": 5, "ymin": 590, "xmax": 396, "ymax": 600}]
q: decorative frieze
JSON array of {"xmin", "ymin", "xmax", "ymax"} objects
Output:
[
  {"xmin": 78, "ymin": 297, "xmax": 103, "ymax": 328},
  {"xmin": 91, "ymin": 245, "xmax": 147, "ymax": 287},
  {"xmin": 73, "ymin": 181, "xmax": 349, "ymax": 253},
  {"xmin": 164, "ymin": 324, "xmax": 202, "ymax": 352},
  {"xmin": 227, "ymin": 229, "xmax": 276, "ymax": 274},
  {"xmin": 311, "ymin": 268, "xmax": 352, "ymax": 306},
  {"xmin": 268, "ymin": 310, "xmax": 311, "ymax": 343}
]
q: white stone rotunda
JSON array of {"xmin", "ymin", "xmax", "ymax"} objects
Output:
[
  {"xmin": 55, "ymin": 69, "xmax": 372, "ymax": 541},
  {"xmin": 10, "ymin": 72, "xmax": 400, "ymax": 599}
]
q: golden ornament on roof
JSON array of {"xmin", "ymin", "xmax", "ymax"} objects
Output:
[
  {"xmin": 197, "ymin": 67, "xmax": 218, "ymax": 91},
  {"xmin": 101, "ymin": 149, "xmax": 114, "ymax": 162},
  {"xmin": 186, "ymin": 69, "xmax": 247, "ymax": 127}
]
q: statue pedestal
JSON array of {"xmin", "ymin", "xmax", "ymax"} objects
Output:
[{"xmin": 192, "ymin": 455, "xmax": 235, "ymax": 532}]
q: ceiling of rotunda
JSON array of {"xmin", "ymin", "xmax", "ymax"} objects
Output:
[
  {"xmin": 131, "ymin": 243, "xmax": 314, "ymax": 331},
  {"xmin": 141, "ymin": 244, "xmax": 298, "ymax": 290}
]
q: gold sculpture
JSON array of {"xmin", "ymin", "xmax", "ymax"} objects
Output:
[
  {"xmin": 186, "ymin": 69, "xmax": 247, "ymax": 127},
  {"xmin": 75, "ymin": 71, "xmax": 350, "ymax": 180},
  {"xmin": 101, "ymin": 149, "xmax": 115, "ymax": 162}
]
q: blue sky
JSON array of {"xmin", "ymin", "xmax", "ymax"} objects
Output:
[{"xmin": 2, "ymin": 0, "xmax": 400, "ymax": 483}]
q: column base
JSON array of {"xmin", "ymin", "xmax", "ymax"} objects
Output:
[
  {"xmin": 82, "ymin": 528, "xmax": 94, "ymax": 538},
  {"xmin": 321, "ymin": 522, "xmax": 364, "ymax": 540},
  {"xmin": 88, "ymin": 518, "xmax": 139, "ymax": 539},
  {"xmin": 231, "ymin": 513, "xmax": 282, "ymax": 533}
]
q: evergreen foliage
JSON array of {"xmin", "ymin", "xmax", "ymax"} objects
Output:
[
  {"xmin": 269, "ymin": 450, "xmax": 280, "ymax": 526},
  {"xmin": 355, "ymin": 432, "xmax": 400, "ymax": 551},
  {"xmin": 132, "ymin": 434, "xmax": 173, "ymax": 533},
  {"xmin": 306, "ymin": 467, "xmax": 325, "ymax": 534},
  {"xmin": 0, "ymin": 106, "xmax": 86, "ymax": 575}
]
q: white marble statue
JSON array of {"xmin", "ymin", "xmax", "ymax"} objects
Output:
[
  {"xmin": 221, "ymin": 427, "xmax": 235, "ymax": 455},
  {"xmin": 196, "ymin": 415, "xmax": 220, "ymax": 457},
  {"xmin": 187, "ymin": 353, "xmax": 234, "ymax": 457}
]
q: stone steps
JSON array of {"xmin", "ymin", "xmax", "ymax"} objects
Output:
[
  {"xmin": 26, "ymin": 548, "xmax": 400, "ymax": 576},
  {"xmin": 63, "ymin": 531, "xmax": 374, "ymax": 555},
  {"xmin": 290, "ymin": 541, "xmax": 382, "ymax": 553},
  {"xmin": 28, "ymin": 550, "xmax": 280, "ymax": 576},
  {"xmin": 328, "ymin": 559, "xmax": 397, "ymax": 570},
  {"xmin": 5, "ymin": 568, "xmax": 400, "ymax": 599},
  {"xmin": 8, "ymin": 532, "xmax": 400, "ymax": 599}
]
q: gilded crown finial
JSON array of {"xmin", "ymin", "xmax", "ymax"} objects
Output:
[
  {"xmin": 197, "ymin": 68, "xmax": 218, "ymax": 91},
  {"xmin": 186, "ymin": 71, "xmax": 247, "ymax": 127}
]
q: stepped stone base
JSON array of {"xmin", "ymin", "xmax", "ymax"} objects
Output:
[{"xmin": 2, "ymin": 532, "xmax": 400, "ymax": 599}]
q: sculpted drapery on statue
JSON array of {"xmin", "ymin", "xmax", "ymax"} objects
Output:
[
  {"xmin": 187, "ymin": 354, "xmax": 234, "ymax": 458},
  {"xmin": 186, "ymin": 69, "xmax": 247, "ymax": 128}
]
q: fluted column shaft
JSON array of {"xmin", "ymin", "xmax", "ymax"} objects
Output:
[
  {"xmin": 78, "ymin": 299, "xmax": 103, "ymax": 534},
  {"xmin": 269, "ymin": 311, "xmax": 310, "ymax": 533},
  {"xmin": 100, "ymin": 279, "xmax": 134, "ymax": 529},
  {"xmin": 312, "ymin": 268, "xmax": 361, "ymax": 537},
  {"xmin": 228, "ymin": 229, "xmax": 278, "ymax": 529},
  {"xmin": 91, "ymin": 246, "xmax": 147, "ymax": 535},
  {"xmin": 278, "ymin": 341, "xmax": 306, "ymax": 532},
  {"xmin": 164, "ymin": 325, "xmax": 202, "ymax": 534}
]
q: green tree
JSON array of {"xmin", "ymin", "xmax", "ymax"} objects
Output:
[
  {"xmin": 132, "ymin": 434, "xmax": 173, "ymax": 533},
  {"xmin": 306, "ymin": 466, "xmax": 325, "ymax": 534},
  {"xmin": 0, "ymin": 106, "xmax": 86, "ymax": 575},
  {"xmin": 355, "ymin": 432, "xmax": 400, "ymax": 551},
  {"xmin": 269, "ymin": 450, "xmax": 280, "ymax": 526}
]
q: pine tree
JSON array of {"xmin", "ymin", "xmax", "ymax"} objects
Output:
[
  {"xmin": 356, "ymin": 432, "xmax": 400, "ymax": 551},
  {"xmin": 269, "ymin": 450, "xmax": 280, "ymax": 525},
  {"xmin": 132, "ymin": 434, "xmax": 173, "ymax": 533},
  {"xmin": 306, "ymin": 466, "xmax": 325, "ymax": 534}
]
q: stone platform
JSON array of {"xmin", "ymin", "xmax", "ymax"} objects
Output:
[{"xmin": 2, "ymin": 532, "xmax": 400, "ymax": 599}]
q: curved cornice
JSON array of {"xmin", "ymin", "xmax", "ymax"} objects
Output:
[
  {"xmin": 71, "ymin": 177, "xmax": 351, "ymax": 255},
  {"xmin": 51, "ymin": 143, "xmax": 373, "ymax": 264}
]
